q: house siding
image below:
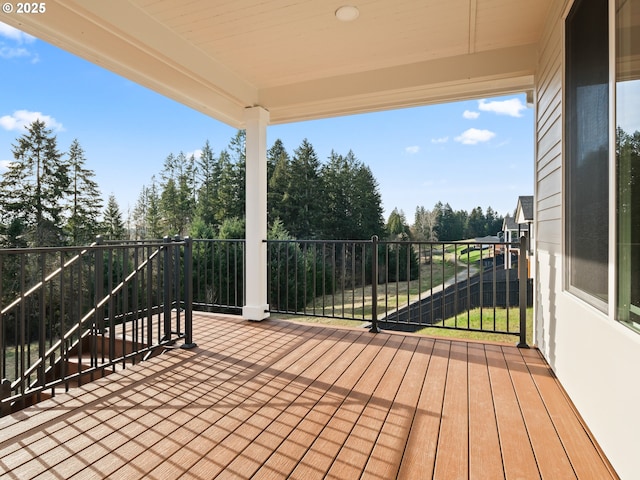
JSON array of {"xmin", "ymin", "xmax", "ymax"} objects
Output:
[{"xmin": 535, "ymin": 1, "xmax": 640, "ymax": 478}]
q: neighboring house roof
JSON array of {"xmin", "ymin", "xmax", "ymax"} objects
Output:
[
  {"xmin": 502, "ymin": 215, "xmax": 529, "ymax": 233},
  {"xmin": 516, "ymin": 195, "xmax": 534, "ymax": 224},
  {"xmin": 502, "ymin": 215, "xmax": 519, "ymax": 231}
]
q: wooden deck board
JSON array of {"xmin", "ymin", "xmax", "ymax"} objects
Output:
[
  {"xmin": 503, "ymin": 347, "xmax": 576, "ymax": 479},
  {"xmin": 324, "ymin": 336, "xmax": 419, "ymax": 480},
  {"xmin": 0, "ymin": 313, "xmax": 618, "ymax": 479},
  {"xmin": 361, "ymin": 336, "xmax": 434, "ymax": 479},
  {"xmin": 467, "ymin": 343, "xmax": 504, "ymax": 480},
  {"xmin": 433, "ymin": 341, "xmax": 469, "ymax": 480},
  {"xmin": 518, "ymin": 347, "xmax": 619, "ymax": 479},
  {"xmin": 484, "ymin": 344, "xmax": 542, "ymax": 479},
  {"xmin": 396, "ymin": 339, "xmax": 450, "ymax": 479}
]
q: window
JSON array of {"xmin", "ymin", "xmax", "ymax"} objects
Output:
[
  {"xmin": 565, "ymin": 0, "xmax": 610, "ymax": 308},
  {"xmin": 616, "ymin": 0, "xmax": 640, "ymax": 332}
]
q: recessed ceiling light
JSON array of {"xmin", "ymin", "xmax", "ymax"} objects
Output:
[{"xmin": 335, "ymin": 5, "xmax": 359, "ymax": 22}]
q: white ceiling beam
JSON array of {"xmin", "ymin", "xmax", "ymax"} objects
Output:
[{"xmin": 261, "ymin": 44, "xmax": 537, "ymax": 124}]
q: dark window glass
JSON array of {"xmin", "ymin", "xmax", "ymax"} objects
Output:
[{"xmin": 566, "ymin": 0, "xmax": 609, "ymax": 306}]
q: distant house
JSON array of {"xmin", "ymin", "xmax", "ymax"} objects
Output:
[
  {"xmin": 515, "ymin": 195, "xmax": 534, "ymax": 256},
  {"xmin": 502, "ymin": 196, "xmax": 534, "ymax": 270}
]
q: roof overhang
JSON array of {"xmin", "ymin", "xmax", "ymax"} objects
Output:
[{"xmin": 1, "ymin": 0, "xmax": 550, "ymax": 128}]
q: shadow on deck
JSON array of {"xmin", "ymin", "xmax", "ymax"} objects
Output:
[{"xmin": 0, "ymin": 313, "xmax": 617, "ymax": 479}]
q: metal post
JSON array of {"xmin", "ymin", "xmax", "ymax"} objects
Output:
[
  {"xmin": 370, "ymin": 236, "xmax": 380, "ymax": 333},
  {"xmin": 1, "ymin": 378, "xmax": 10, "ymax": 417},
  {"xmin": 162, "ymin": 236, "xmax": 172, "ymax": 343},
  {"xmin": 181, "ymin": 237, "xmax": 197, "ymax": 349},
  {"xmin": 517, "ymin": 234, "xmax": 529, "ymax": 348},
  {"xmin": 94, "ymin": 236, "xmax": 105, "ymax": 365}
]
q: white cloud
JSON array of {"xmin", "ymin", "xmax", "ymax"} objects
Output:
[
  {"xmin": 405, "ymin": 145, "xmax": 420, "ymax": 154},
  {"xmin": 0, "ymin": 110, "xmax": 64, "ymax": 132},
  {"xmin": 0, "ymin": 160, "xmax": 12, "ymax": 172},
  {"xmin": 478, "ymin": 98, "xmax": 526, "ymax": 117},
  {"xmin": 454, "ymin": 128, "xmax": 496, "ymax": 145},
  {"xmin": 0, "ymin": 22, "xmax": 38, "ymax": 62},
  {"xmin": 185, "ymin": 149, "xmax": 203, "ymax": 160},
  {"xmin": 463, "ymin": 110, "xmax": 480, "ymax": 120},
  {"xmin": 0, "ymin": 22, "xmax": 36, "ymax": 44},
  {"xmin": 431, "ymin": 136, "xmax": 449, "ymax": 144},
  {"xmin": 0, "ymin": 45, "xmax": 30, "ymax": 60}
]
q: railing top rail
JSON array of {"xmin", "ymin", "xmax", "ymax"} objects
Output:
[
  {"xmin": 0, "ymin": 240, "xmax": 186, "ymax": 255},
  {"xmin": 264, "ymin": 238, "xmax": 521, "ymax": 246},
  {"xmin": 193, "ymin": 238, "xmax": 245, "ymax": 243}
]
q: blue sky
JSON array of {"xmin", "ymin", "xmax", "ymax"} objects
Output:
[{"xmin": 0, "ymin": 21, "xmax": 533, "ymax": 221}]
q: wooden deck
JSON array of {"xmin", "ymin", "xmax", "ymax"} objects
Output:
[{"xmin": 0, "ymin": 313, "xmax": 617, "ymax": 479}]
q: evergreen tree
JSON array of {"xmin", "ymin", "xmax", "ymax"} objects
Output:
[
  {"xmin": 321, "ymin": 150, "xmax": 353, "ymax": 238},
  {"xmin": 146, "ymin": 179, "xmax": 163, "ymax": 238},
  {"xmin": 351, "ymin": 160, "xmax": 385, "ymax": 239},
  {"xmin": 413, "ymin": 206, "xmax": 438, "ymax": 241},
  {"xmin": 0, "ymin": 120, "xmax": 70, "ymax": 246},
  {"xmin": 160, "ymin": 176, "xmax": 180, "ymax": 233},
  {"xmin": 282, "ymin": 139, "xmax": 322, "ymax": 239},
  {"xmin": 485, "ymin": 206, "xmax": 503, "ymax": 236},
  {"xmin": 214, "ymin": 150, "xmax": 237, "ymax": 224},
  {"xmin": 385, "ymin": 208, "xmax": 419, "ymax": 281},
  {"xmin": 386, "ymin": 208, "xmax": 410, "ymax": 238},
  {"xmin": 102, "ymin": 194, "xmax": 126, "ymax": 240},
  {"xmin": 159, "ymin": 152, "xmax": 196, "ymax": 235},
  {"xmin": 435, "ymin": 202, "xmax": 467, "ymax": 241},
  {"xmin": 132, "ymin": 186, "xmax": 149, "ymax": 239},
  {"xmin": 467, "ymin": 206, "xmax": 486, "ymax": 238},
  {"xmin": 267, "ymin": 139, "xmax": 291, "ymax": 226},
  {"xmin": 227, "ymin": 130, "xmax": 246, "ymax": 221},
  {"xmin": 320, "ymin": 150, "xmax": 384, "ymax": 239},
  {"xmin": 66, "ymin": 139, "xmax": 103, "ymax": 244},
  {"xmin": 132, "ymin": 177, "xmax": 163, "ymax": 239},
  {"xmin": 194, "ymin": 140, "xmax": 220, "ymax": 228}
]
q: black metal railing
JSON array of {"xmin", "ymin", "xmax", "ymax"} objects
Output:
[
  {"xmin": 1, "ymin": 233, "xmax": 531, "ymax": 414},
  {"xmin": 192, "ymin": 239, "xmax": 245, "ymax": 313},
  {"xmin": 266, "ymin": 236, "xmax": 532, "ymax": 344},
  {"xmin": 0, "ymin": 236, "xmax": 194, "ymax": 415}
]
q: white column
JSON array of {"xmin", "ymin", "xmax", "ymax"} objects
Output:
[{"xmin": 243, "ymin": 106, "xmax": 270, "ymax": 321}]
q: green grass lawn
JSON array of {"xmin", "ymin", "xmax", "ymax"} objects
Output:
[
  {"xmin": 274, "ymin": 306, "xmax": 533, "ymax": 345},
  {"xmin": 306, "ymin": 259, "xmax": 464, "ymax": 319},
  {"xmin": 415, "ymin": 306, "xmax": 533, "ymax": 344}
]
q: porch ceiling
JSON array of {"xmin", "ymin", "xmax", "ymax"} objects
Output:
[{"xmin": 2, "ymin": 0, "xmax": 551, "ymax": 127}]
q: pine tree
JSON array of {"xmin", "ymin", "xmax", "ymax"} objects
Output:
[
  {"xmin": 214, "ymin": 150, "xmax": 237, "ymax": 225},
  {"xmin": 66, "ymin": 139, "xmax": 103, "ymax": 244},
  {"xmin": 194, "ymin": 140, "xmax": 220, "ymax": 228},
  {"xmin": 385, "ymin": 208, "xmax": 419, "ymax": 281},
  {"xmin": 435, "ymin": 203, "xmax": 467, "ymax": 241},
  {"xmin": 267, "ymin": 139, "xmax": 290, "ymax": 226},
  {"xmin": 226, "ymin": 130, "xmax": 246, "ymax": 221},
  {"xmin": 351, "ymin": 159, "xmax": 385, "ymax": 239},
  {"xmin": 0, "ymin": 120, "xmax": 70, "ymax": 246},
  {"xmin": 145, "ymin": 178, "xmax": 163, "ymax": 238},
  {"xmin": 320, "ymin": 150, "xmax": 385, "ymax": 240},
  {"xmin": 102, "ymin": 194, "xmax": 125, "ymax": 240},
  {"xmin": 413, "ymin": 206, "xmax": 439, "ymax": 242},
  {"xmin": 386, "ymin": 208, "xmax": 409, "ymax": 238},
  {"xmin": 320, "ymin": 151, "xmax": 352, "ymax": 238},
  {"xmin": 468, "ymin": 206, "xmax": 486, "ymax": 238},
  {"xmin": 159, "ymin": 151, "xmax": 196, "ymax": 235},
  {"xmin": 283, "ymin": 139, "xmax": 322, "ymax": 239}
]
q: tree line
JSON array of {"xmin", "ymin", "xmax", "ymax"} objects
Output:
[
  {"xmin": 1, "ymin": 120, "xmax": 506, "ymax": 250},
  {"xmin": 131, "ymin": 132, "xmax": 387, "ymax": 243}
]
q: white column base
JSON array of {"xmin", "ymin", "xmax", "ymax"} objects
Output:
[{"xmin": 242, "ymin": 305, "xmax": 270, "ymax": 321}]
